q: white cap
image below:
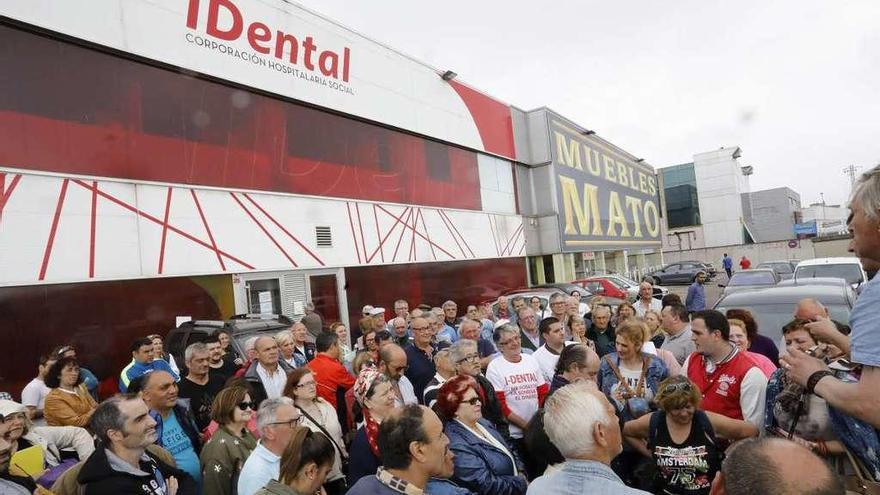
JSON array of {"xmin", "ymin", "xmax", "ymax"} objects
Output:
[
  {"xmin": 370, "ymin": 307, "xmax": 386, "ymax": 316},
  {"xmin": 362, "ymin": 305, "xmax": 374, "ymax": 314},
  {"xmin": 0, "ymin": 399, "xmax": 26, "ymax": 418}
]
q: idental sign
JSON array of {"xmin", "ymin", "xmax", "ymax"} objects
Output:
[
  {"xmin": 186, "ymin": 0, "xmax": 351, "ymax": 82},
  {"xmin": 550, "ymin": 118, "xmax": 662, "ymax": 251}
]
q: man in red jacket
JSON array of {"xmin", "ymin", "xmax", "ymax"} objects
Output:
[
  {"xmin": 307, "ymin": 332, "xmax": 356, "ymax": 410},
  {"xmin": 683, "ymin": 310, "xmax": 767, "ymax": 425}
]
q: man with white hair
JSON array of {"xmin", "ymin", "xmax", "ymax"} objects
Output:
[
  {"xmin": 237, "ymin": 397, "xmax": 302, "ymax": 495},
  {"xmin": 527, "ymin": 381, "xmax": 650, "ymax": 494},
  {"xmin": 783, "ymin": 165, "xmax": 880, "ymax": 433},
  {"xmin": 634, "ymin": 281, "xmax": 662, "ymax": 318},
  {"xmin": 389, "ymin": 317, "xmax": 412, "ymax": 347}
]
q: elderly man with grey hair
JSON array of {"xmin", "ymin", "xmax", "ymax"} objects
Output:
[
  {"xmin": 237, "ymin": 397, "xmax": 302, "ymax": 495},
  {"xmin": 177, "ymin": 342, "xmax": 225, "ymax": 431},
  {"xmin": 527, "ymin": 381, "xmax": 650, "ymax": 494},
  {"xmin": 421, "ymin": 348, "xmax": 455, "ymax": 408},
  {"xmin": 783, "ymin": 165, "xmax": 880, "ymax": 450}
]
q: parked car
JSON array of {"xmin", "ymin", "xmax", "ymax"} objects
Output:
[
  {"xmin": 794, "ymin": 257, "xmax": 867, "ymax": 291},
  {"xmin": 573, "ymin": 278, "xmax": 629, "ymax": 301},
  {"xmin": 165, "ymin": 314, "xmax": 293, "ymax": 367},
  {"xmin": 573, "ymin": 276, "xmax": 667, "ymax": 302},
  {"xmin": 713, "ymin": 283, "xmax": 857, "ymax": 351},
  {"xmin": 717, "ymin": 268, "xmax": 781, "ymax": 297},
  {"xmin": 647, "ymin": 261, "xmax": 711, "ymax": 285},
  {"xmin": 756, "ymin": 260, "xmax": 797, "ymax": 280},
  {"xmin": 593, "ymin": 274, "xmax": 669, "ymax": 300}
]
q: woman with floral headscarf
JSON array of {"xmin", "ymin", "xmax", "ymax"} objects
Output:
[{"xmin": 346, "ymin": 367, "xmax": 396, "ymax": 486}]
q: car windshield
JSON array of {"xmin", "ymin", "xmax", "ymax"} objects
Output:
[
  {"xmin": 715, "ymin": 303, "xmax": 851, "ymax": 350},
  {"xmin": 759, "ymin": 263, "xmax": 793, "ymax": 274},
  {"xmin": 728, "ymin": 272, "xmax": 776, "ymax": 286},
  {"xmin": 603, "ymin": 278, "xmax": 628, "ymax": 289},
  {"xmin": 796, "ymin": 264, "xmax": 863, "ymax": 285}
]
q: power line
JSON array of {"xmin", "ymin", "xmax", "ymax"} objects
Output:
[{"xmin": 843, "ymin": 164, "xmax": 861, "ymax": 186}]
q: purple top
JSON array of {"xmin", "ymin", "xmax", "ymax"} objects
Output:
[{"xmin": 749, "ymin": 334, "xmax": 780, "ymax": 367}]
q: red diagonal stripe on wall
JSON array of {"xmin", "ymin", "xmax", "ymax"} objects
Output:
[
  {"xmin": 230, "ymin": 192, "xmax": 297, "ymax": 267},
  {"xmin": 38, "ymin": 179, "xmax": 69, "ymax": 280},
  {"xmin": 190, "ymin": 189, "xmax": 226, "ymax": 271},
  {"xmin": 157, "ymin": 187, "xmax": 173, "ymax": 274},
  {"xmin": 242, "ymin": 193, "xmax": 325, "ymax": 266},
  {"xmin": 89, "ymin": 181, "xmax": 98, "ymax": 278},
  {"xmin": 0, "ymin": 173, "xmax": 22, "ymax": 224},
  {"xmin": 71, "ymin": 180, "xmax": 255, "ymax": 270},
  {"xmin": 377, "ymin": 205, "xmax": 456, "ymax": 260}
]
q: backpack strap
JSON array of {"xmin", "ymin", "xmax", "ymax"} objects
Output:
[{"xmin": 647, "ymin": 411, "xmax": 664, "ymax": 452}]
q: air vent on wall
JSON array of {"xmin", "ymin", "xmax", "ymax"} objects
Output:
[{"xmin": 315, "ymin": 226, "xmax": 332, "ymax": 247}]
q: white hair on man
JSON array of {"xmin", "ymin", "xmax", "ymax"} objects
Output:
[
  {"xmin": 851, "ymin": 165, "xmax": 880, "ymax": 220},
  {"xmin": 544, "ymin": 381, "xmax": 615, "ymax": 458},
  {"xmin": 392, "ymin": 316, "xmax": 407, "ymax": 327},
  {"xmin": 448, "ymin": 339, "xmax": 477, "ymax": 365},
  {"xmin": 184, "ymin": 341, "xmax": 208, "ymax": 363},
  {"xmin": 256, "ymin": 396, "xmax": 294, "ymax": 431}
]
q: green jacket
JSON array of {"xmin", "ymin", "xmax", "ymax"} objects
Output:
[
  {"xmin": 199, "ymin": 425, "xmax": 258, "ymax": 495},
  {"xmin": 254, "ymin": 479, "xmax": 309, "ymax": 495}
]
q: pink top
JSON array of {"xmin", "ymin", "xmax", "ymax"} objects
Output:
[{"xmin": 745, "ymin": 351, "xmax": 777, "ymax": 378}]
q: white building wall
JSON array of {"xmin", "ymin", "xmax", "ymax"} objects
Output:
[
  {"xmin": 693, "ymin": 147, "xmax": 747, "ymax": 247},
  {"xmin": 0, "ymin": 169, "xmax": 524, "ymax": 287}
]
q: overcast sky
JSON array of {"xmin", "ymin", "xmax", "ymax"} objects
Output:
[{"xmin": 296, "ymin": 0, "xmax": 879, "ymax": 206}]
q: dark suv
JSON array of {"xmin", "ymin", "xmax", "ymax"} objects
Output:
[{"xmin": 164, "ymin": 314, "xmax": 293, "ymax": 367}]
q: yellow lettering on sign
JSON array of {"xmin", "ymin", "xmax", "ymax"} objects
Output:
[
  {"xmin": 638, "ymin": 172, "xmax": 648, "ymax": 194},
  {"xmin": 616, "ymin": 162, "xmax": 629, "ymax": 188},
  {"xmin": 603, "ymin": 156, "xmax": 617, "ymax": 184},
  {"xmin": 625, "ymin": 196, "xmax": 644, "ymax": 237},
  {"xmin": 559, "ymin": 176, "xmax": 602, "ymax": 236},
  {"xmin": 585, "ymin": 148, "xmax": 601, "ymax": 176},
  {"xmin": 606, "ymin": 191, "xmax": 630, "ymax": 237},
  {"xmin": 554, "ymin": 132, "xmax": 582, "ymax": 171},
  {"xmin": 644, "ymin": 200, "xmax": 660, "ymax": 236}
]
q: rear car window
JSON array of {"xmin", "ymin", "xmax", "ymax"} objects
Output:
[
  {"xmin": 795, "ymin": 264, "xmax": 863, "ymax": 285},
  {"xmin": 729, "ymin": 272, "xmax": 776, "ymax": 286}
]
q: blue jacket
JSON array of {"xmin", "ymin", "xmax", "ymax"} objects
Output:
[
  {"xmin": 685, "ymin": 282, "xmax": 706, "ymax": 312},
  {"xmin": 445, "ymin": 419, "xmax": 526, "ymax": 495},
  {"xmin": 347, "ymin": 426, "xmax": 381, "ymax": 487},
  {"xmin": 597, "ymin": 352, "xmax": 668, "ymax": 423}
]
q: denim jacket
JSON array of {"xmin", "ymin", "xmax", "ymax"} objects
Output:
[
  {"xmin": 526, "ymin": 459, "xmax": 651, "ymax": 495},
  {"xmin": 597, "ymin": 352, "xmax": 668, "ymax": 422},
  {"xmin": 445, "ymin": 419, "xmax": 526, "ymax": 495}
]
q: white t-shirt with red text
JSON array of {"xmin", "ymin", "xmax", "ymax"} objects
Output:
[{"xmin": 486, "ymin": 353, "xmax": 546, "ymax": 438}]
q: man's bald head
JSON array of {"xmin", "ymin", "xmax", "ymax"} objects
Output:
[
  {"xmin": 794, "ymin": 298, "xmax": 829, "ymax": 321},
  {"xmin": 711, "ymin": 437, "xmax": 842, "ymax": 495}
]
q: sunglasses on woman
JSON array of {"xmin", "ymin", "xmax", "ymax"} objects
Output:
[
  {"xmin": 463, "ymin": 397, "xmax": 482, "ymax": 406},
  {"xmin": 237, "ymin": 401, "xmax": 257, "ymax": 411},
  {"xmin": 663, "ymin": 382, "xmax": 693, "ymax": 393}
]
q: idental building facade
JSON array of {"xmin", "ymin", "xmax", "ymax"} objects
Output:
[{"xmin": 0, "ymin": 0, "xmax": 662, "ymax": 392}]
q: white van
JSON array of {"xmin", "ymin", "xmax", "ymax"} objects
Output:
[{"xmin": 793, "ymin": 257, "xmax": 867, "ymax": 291}]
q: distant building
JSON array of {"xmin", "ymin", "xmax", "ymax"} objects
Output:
[
  {"xmin": 660, "ymin": 147, "xmax": 754, "ymax": 249},
  {"xmin": 802, "ymin": 203, "xmax": 849, "ymax": 236},
  {"xmin": 741, "ymin": 187, "xmax": 801, "ymax": 242}
]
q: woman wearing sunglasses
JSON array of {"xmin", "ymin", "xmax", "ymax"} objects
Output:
[
  {"xmin": 437, "ymin": 375, "xmax": 527, "ymax": 495},
  {"xmin": 200, "ymin": 386, "xmax": 258, "ymax": 495},
  {"xmin": 284, "ymin": 368, "xmax": 348, "ymax": 495},
  {"xmin": 623, "ymin": 376, "xmax": 757, "ymax": 494}
]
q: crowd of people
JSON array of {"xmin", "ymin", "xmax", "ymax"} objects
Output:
[{"xmin": 6, "ymin": 168, "xmax": 880, "ymax": 494}]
